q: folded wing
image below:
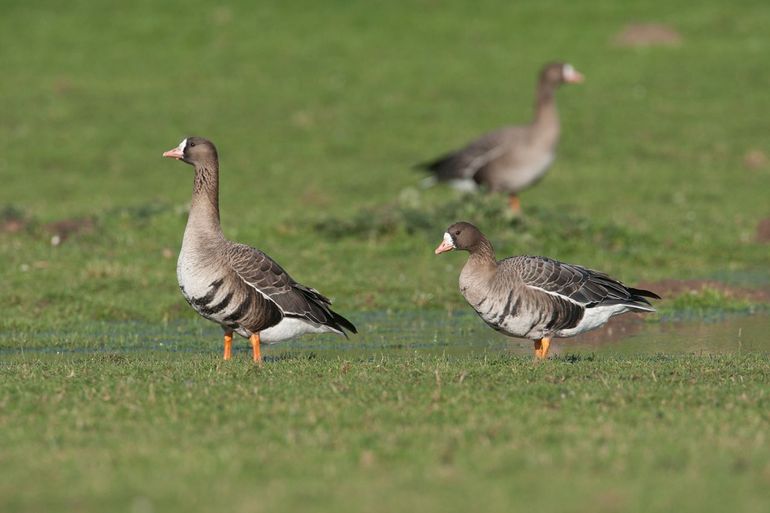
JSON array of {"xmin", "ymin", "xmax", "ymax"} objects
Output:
[
  {"xmin": 227, "ymin": 243, "xmax": 356, "ymax": 335},
  {"xmin": 509, "ymin": 255, "xmax": 660, "ymax": 310}
]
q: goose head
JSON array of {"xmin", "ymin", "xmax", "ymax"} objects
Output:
[
  {"xmin": 435, "ymin": 221, "xmax": 485, "ymax": 254},
  {"xmin": 162, "ymin": 137, "xmax": 218, "ymax": 166},
  {"xmin": 540, "ymin": 62, "xmax": 584, "ymax": 86}
]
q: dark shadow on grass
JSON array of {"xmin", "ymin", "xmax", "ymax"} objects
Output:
[
  {"xmin": 310, "ymin": 191, "xmax": 654, "ymax": 260},
  {"xmin": 558, "ymin": 353, "xmax": 597, "ymax": 363}
]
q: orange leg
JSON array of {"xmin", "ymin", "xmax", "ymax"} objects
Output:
[
  {"xmin": 533, "ymin": 337, "xmax": 551, "ymax": 359},
  {"xmin": 250, "ymin": 333, "xmax": 262, "ymax": 364},
  {"xmin": 223, "ymin": 331, "xmax": 233, "ymax": 360},
  {"xmin": 508, "ymin": 194, "xmax": 521, "ymax": 214}
]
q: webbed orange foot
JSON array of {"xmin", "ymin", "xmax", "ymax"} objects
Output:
[
  {"xmin": 508, "ymin": 194, "xmax": 522, "ymax": 214},
  {"xmin": 533, "ymin": 338, "xmax": 551, "ymax": 360},
  {"xmin": 223, "ymin": 331, "xmax": 233, "ymax": 360},
  {"xmin": 250, "ymin": 333, "xmax": 262, "ymax": 364}
]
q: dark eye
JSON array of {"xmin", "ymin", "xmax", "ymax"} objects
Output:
[
  {"xmin": 454, "ymin": 231, "xmax": 460, "ymax": 236},
  {"xmin": 189, "ymin": 141, "xmax": 196, "ymax": 147}
]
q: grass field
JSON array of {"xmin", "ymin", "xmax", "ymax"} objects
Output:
[
  {"xmin": 1, "ymin": 0, "xmax": 770, "ymax": 511},
  {"xmin": 3, "ymin": 353, "xmax": 770, "ymax": 513}
]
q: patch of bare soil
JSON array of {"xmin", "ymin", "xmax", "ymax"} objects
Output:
[
  {"xmin": 613, "ymin": 23, "xmax": 682, "ymax": 48},
  {"xmin": 1, "ymin": 218, "xmax": 26, "ymax": 234},
  {"xmin": 756, "ymin": 218, "xmax": 770, "ymax": 244},
  {"xmin": 45, "ymin": 217, "xmax": 96, "ymax": 246},
  {"xmin": 636, "ymin": 279, "xmax": 770, "ymax": 303},
  {"xmin": 743, "ymin": 149, "xmax": 768, "ymax": 170},
  {"xmin": 1, "ymin": 207, "xmax": 28, "ymax": 234}
]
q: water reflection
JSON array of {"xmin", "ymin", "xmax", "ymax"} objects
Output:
[{"xmin": 1, "ymin": 311, "xmax": 767, "ymax": 357}]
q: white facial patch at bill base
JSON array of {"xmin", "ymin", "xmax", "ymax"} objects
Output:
[
  {"xmin": 444, "ymin": 232, "xmax": 455, "ymax": 248},
  {"xmin": 178, "ymin": 138, "xmax": 188, "ymax": 152},
  {"xmin": 563, "ymin": 64, "xmax": 576, "ymax": 80}
]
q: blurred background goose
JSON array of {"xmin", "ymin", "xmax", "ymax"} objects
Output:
[
  {"xmin": 417, "ymin": 62, "xmax": 583, "ymax": 213},
  {"xmin": 163, "ymin": 137, "xmax": 356, "ymax": 363},
  {"xmin": 435, "ymin": 222, "xmax": 659, "ymax": 358}
]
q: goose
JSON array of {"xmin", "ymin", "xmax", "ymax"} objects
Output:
[
  {"xmin": 162, "ymin": 137, "xmax": 356, "ymax": 363},
  {"xmin": 416, "ymin": 62, "xmax": 583, "ymax": 213},
  {"xmin": 434, "ymin": 222, "xmax": 659, "ymax": 358}
]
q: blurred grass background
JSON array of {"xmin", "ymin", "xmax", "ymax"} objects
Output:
[{"xmin": 2, "ymin": 0, "xmax": 769, "ymax": 329}]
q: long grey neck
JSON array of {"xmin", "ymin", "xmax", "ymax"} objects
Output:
[
  {"xmin": 531, "ymin": 82, "xmax": 560, "ymax": 144},
  {"xmin": 459, "ymin": 238, "xmax": 498, "ymax": 300},
  {"xmin": 185, "ymin": 161, "xmax": 223, "ymax": 241},
  {"xmin": 466, "ymin": 238, "xmax": 498, "ymax": 273}
]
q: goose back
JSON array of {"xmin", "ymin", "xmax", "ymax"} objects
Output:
[{"xmin": 460, "ymin": 255, "xmax": 658, "ymax": 340}]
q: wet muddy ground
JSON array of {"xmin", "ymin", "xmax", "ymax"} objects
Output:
[{"xmin": 2, "ymin": 311, "xmax": 767, "ymax": 359}]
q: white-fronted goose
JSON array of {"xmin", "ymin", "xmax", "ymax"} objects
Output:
[
  {"xmin": 162, "ymin": 137, "xmax": 356, "ymax": 362},
  {"xmin": 435, "ymin": 222, "xmax": 659, "ymax": 358},
  {"xmin": 417, "ymin": 62, "xmax": 583, "ymax": 213}
]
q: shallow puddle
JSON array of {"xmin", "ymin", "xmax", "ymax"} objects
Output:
[
  {"xmin": 1, "ymin": 310, "xmax": 768, "ymax": 359},
  {"xmin": 269, "ymin": 311, "xmax": 770, "ymax": 359}
]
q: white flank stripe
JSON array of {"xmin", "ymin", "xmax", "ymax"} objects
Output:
[
  {"xmin": 232, "ymin": 269, "xmax": 285, "ymax": 314},
  {"xmin": 447, "ymin": 178, "xmax": 479, "ymax": 192},
  {"xmin": 527, "ymin": 285, "xmax": 583, "ymax": 305},
  {"xmin": 462, "ymin": 144, "xmax": 506, "ymax": 176}
]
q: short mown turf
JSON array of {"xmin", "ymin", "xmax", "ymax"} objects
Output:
[{"xmin": 2, "ymin": 353, "xmax": 769, "ymax": 513}]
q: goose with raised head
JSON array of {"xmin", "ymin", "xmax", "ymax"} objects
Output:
[
  {"xmin": 417, "ymin": 62, "xmax": 583, "ymax": 213},
  {"xmin": 434, "ymin": 222, "xmax": 659, "ymax": 358},
  {"xmin": 162, "ymin": 137, "xmax": 356, "ymax": 363}
]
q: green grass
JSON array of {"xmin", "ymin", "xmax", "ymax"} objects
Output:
[
  {"xmin": 2, "ymin": 0, "xmax": 770, "ymax": 328},
  {"xmin": 2, "ymin": 0, "xmax": 770, "ymax": 511},
  {"xmin": 661, "ymin": 287, "xmax": 760, "ymax": 319},
  {"xmin": 2, "ymin": 353, "xmax": 769, "ymax": 513}
]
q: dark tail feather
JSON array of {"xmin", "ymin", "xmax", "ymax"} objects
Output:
[
  {"xmin": 623, "ymin": 286, "xmax": 661, "ymax": 312},
  {"xmin": 628, "ymin": 287, "xmax": 662, "ymax": 300},
  {"xmin": 413, "ymin": 152, "xmax": 455, "ymax": 174},
  {"xmin": 331, "ymin": 310, "xmax": 357, "ymax": 336},
  {"xmin": 413, "ymin": 158, "xmax": 441, "ymax": 173},
  {"xmin": 295, "ymin": 285, "xmax": 357, "ymax": 337}
]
